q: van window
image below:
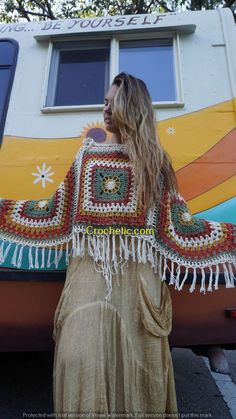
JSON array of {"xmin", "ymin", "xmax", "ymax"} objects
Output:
[
  {"xmin": 119, "ymin": 39, "xmax": 176, "ymax": 102},
  {"xmin": 45, "ymin": 36, "xmax": 178, "ymax": 109},
  {"xmin": 0, "ymin": 39, "xmax": 18, "ymax": 145},
  {"xmin": 46, "ymin": 40, "xmax": 110, "ymax": 107}
]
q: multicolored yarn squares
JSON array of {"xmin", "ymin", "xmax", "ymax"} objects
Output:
[
  {"xmin": 75, "ymin": 148, "xmax": 145, "ymax": 227},
  {"xmin": 0, "ymin": 139, "xmax": 235, "ymax": 296},
  {"xmin": 0, "ymin": 162, "xmax": 76, "ymax": 244}
]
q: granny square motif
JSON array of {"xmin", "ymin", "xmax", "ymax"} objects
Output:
[
  {"xmin": 75, "ymin": 149, "xmax": 146, "ymax": 226},
  {"xmin": 0, "ymin": 163, "xmax": 76, "ymax": 242},
  {"xmin": 0, "ymin": 140, "xmax": 235, "ymax": 297}
]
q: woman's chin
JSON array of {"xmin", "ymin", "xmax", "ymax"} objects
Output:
[{"xmin": 104, "ymin": 124, "xmax": 114, "ymax": 133}]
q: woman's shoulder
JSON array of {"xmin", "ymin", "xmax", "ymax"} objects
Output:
[
  {"xmin": 84, "ymin": 137, "xmax": 125, "ymax": 147},
  {"xmin": 81, "ymin": 137, "xmax": 127, "ymax": 153},
  {"xmin": 74, "ymin": 138, "xmax": 128, "ymax": 163}
]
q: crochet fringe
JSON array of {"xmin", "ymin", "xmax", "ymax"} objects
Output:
[
  {"xmin": 1, "ymin": 140, "xmax": 235, "ymax": 301},
  {"xmin": 1, "ymin": 234, "xmax": 235, "ymax": 302}
]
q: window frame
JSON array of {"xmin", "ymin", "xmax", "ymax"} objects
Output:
[
  {"xmin": 41, "ymin": 31, "xmax": 184, "ymax": 113},
  {"xmin": 0, "ymin": 38, "xmax": 19, "ymax": 145},
  {"xmin": 46, "ymin": 39, "xmax": 111, "ymax": 107}
]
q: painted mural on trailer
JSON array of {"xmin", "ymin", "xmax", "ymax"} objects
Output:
[
  {"xmin": 1, "ymin": 98, "xmax": 235, "ymax": 223},
  {"xmin": 0, "ymin": 9, "xmax": 236, "ymax": 270}
]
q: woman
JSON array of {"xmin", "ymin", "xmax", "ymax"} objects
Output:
[
  {"xmin": 0, "ymin": 73, "xmax": 235, "ymax": 416},
  {"xmin": 53, "ymin": 73, "xmax": 178, "ymax": 415}
]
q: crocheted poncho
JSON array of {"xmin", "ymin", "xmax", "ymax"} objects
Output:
[{"xmin": 1, "ymin": 138, "xmax": 236, "ymax": 300}]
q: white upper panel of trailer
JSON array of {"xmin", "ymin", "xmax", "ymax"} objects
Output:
[
  {"xmin": 0, "ymin": 9, "xmax": 236, "ymax": 139},
  {"xmin": 0, "ymin": 11, "xmax": 196, "ymax": 38}
]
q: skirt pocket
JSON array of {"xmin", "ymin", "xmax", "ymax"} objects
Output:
[{"xmin": 138, "ymin": 276, "xmax": 172, "ymax": 337}]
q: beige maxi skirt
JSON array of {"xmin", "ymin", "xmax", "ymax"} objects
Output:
[{"xmin": 53, "ymin": 252, "xmax": 178, "ymax": 417}]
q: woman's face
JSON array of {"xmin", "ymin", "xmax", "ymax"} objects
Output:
[{"xmin": 103, "ymin": 84, "xmax": 119, "ymax": 134}]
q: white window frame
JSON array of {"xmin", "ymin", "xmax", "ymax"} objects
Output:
[{"xmin": 41, "ymin": 31, "xmax": 184, "ymax": 113}]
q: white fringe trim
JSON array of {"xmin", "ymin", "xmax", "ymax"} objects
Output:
[{"xmin": 0, "ymin": 235, "xmax": 235, "ymax": 302}]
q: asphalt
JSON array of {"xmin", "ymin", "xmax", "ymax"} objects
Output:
[{"xmin": 0, "ymin": 348, "xmax": 235, "ymax": 419}]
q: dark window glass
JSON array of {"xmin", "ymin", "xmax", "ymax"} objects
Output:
[
  {"xmin": 0, "ymin": 41, "xmax": 16, "ymax": 66},
  {"xmin": 0, "ymin": 40, "xmax": 18, "ymax": 146},
  {"xmin": 0, "ymin": 69, "xmax": 11, "ymax": 116},
  {"xmin": 119, "ymin": 39, "xmax": 176, "ymax": 102},
  {"xmin": 51, "ymin": 42, "xmax": 110, "ymax": 106}
]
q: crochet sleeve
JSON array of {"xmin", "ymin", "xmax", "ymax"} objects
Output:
[
  {"xmin": 0, "ymin": 154, "xmax": 81, "ymax": 270},
  {"xmin": 158, "ymin": 189, "xmax": 236, "ymax": 291}
]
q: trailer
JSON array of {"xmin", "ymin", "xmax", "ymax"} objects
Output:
[{"xmin": 0, "ymin": 8, "xmax": 236, "ymax": 356}]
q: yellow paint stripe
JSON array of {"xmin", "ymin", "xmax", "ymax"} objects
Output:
[
  {"xmin": 1, "ymin": 98, "xmax": 236, "ymax": 200},
  {"xmin": 158, "ymin": 99, "xmax": 236, "ymax": 170},
  {"xmin": 187, "ymin": 175, "xmax": 236, "ymax": 214},
  {"xmin": 0, "ymin": 136, "xmax": 83, "ymax": 199},
  {"xmin": 0, "ymin": 136, "xmax": 83, "ymax": 165}
]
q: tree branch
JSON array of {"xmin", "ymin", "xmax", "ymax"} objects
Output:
[
  {"xmin": 15, "ymin": 0, "xmax": 31, "ymax": 21},
  {"xmin": 42, "ymin": 0, "xmax": 56, "ymax": 19},
  {"xmin": 157, "ymin": 0, "xmax": 174, "ymax": 12},
  {"xmin": 15, "ymin": 6, "xmax": 51, "ymax": 18},
  {"xmin": 30, "ymin": 0, "xmax": 55, "ymax": 19},
  {"xmin": 223, "ymin": 0, "xmax": 236, "ymax": 8},
  {"xmin": 146, "ymin": 0, "xmax": 159, "ymax": 12}
]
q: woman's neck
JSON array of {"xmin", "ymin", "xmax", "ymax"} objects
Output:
[{"xmin": 109, "ymin": 133, "xmax": 122, "ymax": 144}]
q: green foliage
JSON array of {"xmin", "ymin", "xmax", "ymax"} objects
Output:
[{"xmin": 0, "ymin": 0, "xmax": 58, "ymax": 21}]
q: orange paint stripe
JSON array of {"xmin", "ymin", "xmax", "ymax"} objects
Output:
[{"xmin": 176, "ymin": 128, "xmax": 236, "ymax": 201}]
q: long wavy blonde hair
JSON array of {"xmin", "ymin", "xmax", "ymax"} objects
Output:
[{"xmin": 111, "ymin": 73, "xmax": 177, "ymax": 209}]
